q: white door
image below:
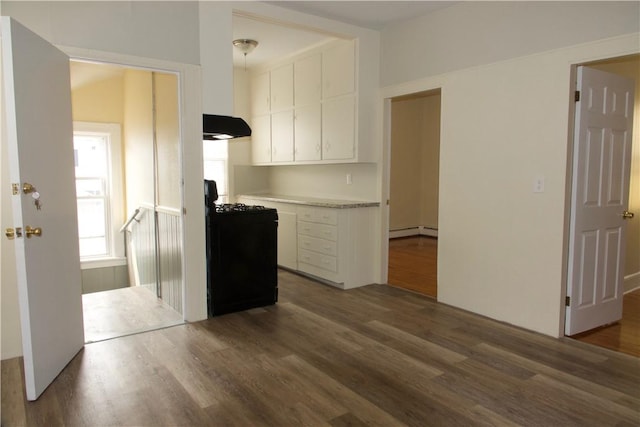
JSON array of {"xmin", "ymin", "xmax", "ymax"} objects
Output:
[
  {"xmin": 1, "ymin": 17, "xmax": 84, "ymax": 400},
  {"xmin": 565, "ymin": 66, "xmax": 635, "ymax": 336}
]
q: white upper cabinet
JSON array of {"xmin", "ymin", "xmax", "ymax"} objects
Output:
[
  {"xmin": 251, "ymin": 71, "xmax": 270, "ymax": 116},
  {"xmin": 322, "ymin": 40, "xmax": 355, "ymax": 99},
  {"xmin": 271, "ymin": 110, "xmax": 294, "ymax": 162},
  {"xmin": 294, "ymin": 104, "xmax": 322, "ymax": 161},
  {"xmin": 322, "ymin": 96, "xmax": 355, "ymax": 160},
  {"xmin": 251, "ymin": 114, "xmax": 272, "ymax": 164},
  {"xmin": 250, "ymin": 38, "xmax": 362, "ymax": 165},
  {"xmin": 295, "ymin": 53, "xmax": 321, "ymax": 106},
  {"xmin": 270, "ymin": 63, "xmax": 294, "ymax": 112}
]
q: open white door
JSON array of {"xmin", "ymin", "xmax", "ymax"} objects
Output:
[
  {"xmin": 1, "ymin": 17, "xmax": 84, "ymax": 400},
  {"xmin": 565, "ymin": 66, "xmax": 635, "ymax": 336}
]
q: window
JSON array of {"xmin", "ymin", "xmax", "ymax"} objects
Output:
[
  {"xmin": 203, "ymin": 140, "xmax": 229, "ymax": 203},
  {"xmin": 73, "ymin": 122, "xmax": 124, "ymax": 264}
]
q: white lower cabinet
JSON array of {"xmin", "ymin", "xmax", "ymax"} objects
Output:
[{"xmin": 237, "ymin": 197, "xmax": 376, "ymax": 289}]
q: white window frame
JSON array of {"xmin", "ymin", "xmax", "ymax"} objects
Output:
[{"xmin": 73, "ymin": 122, "xmax": 125, "ymax": 269}]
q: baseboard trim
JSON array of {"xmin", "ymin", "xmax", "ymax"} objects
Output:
[
  {"xmin": 624, "ymin": 271, "xmax": 640, "ymax": 293},
  {"xmin": 389, "ymin": 226, "xmax": 438, "ymax": 239}
]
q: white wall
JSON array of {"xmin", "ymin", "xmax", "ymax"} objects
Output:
[
  {"xmin": 381, "ymin": 1, "xmax": 640, "ymax": 87},
  {"xmin": 199, "ymin": 1, "xmax": 233, "ymax": 115},
  {"xmin": 2, "ymin": 1, "xmax": 200, "ymax": 65},
  {"xmin": 380, "ymin": 2, "xmax": 640, "ymax": 337},
  {"xmin": 1, "ymin": 1, "xmax": 209, "ymax": 360},
  {"xmin": 1, "ymin": 59, "xmax": 23, "ymax": 358}
]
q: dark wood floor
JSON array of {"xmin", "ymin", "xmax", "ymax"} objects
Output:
[
  {"xmin": 2, "ymin": 270, "xmax": 639, "ymax": 426},
  {"xmin": 388, "ymin": 235, "xmax": 640, "ymax": 358},
  {"xmin": 388, "ymin": 236, "xmax": 437, "ymax": 297}
]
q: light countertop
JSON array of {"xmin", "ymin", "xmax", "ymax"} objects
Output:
[{"xmin": 238, "ymin": 194, "xmax": 380, "ymax": 209}]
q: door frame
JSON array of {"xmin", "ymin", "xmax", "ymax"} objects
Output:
[
  {"xmin": 61, "ymin": 45, "xmax": 207, "ymax": 322},
  {"xmin": 562, "ymin": 56, "xmax": 638, "ymax": 336},
  {"xmin": 384, "ymin": 90, "xmax": 442, "ymax": 297},
  {"xmin": 378, "ymin": 76, "xmax": 446, "ymax": 288}
]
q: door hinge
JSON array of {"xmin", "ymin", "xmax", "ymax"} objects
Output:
[
  {"xmin": 565, "ymin": 296, "xmax": 571, "ymax": 307},
  {"xmin": 574, "ymin": 90, "xmax": 580, "ymax": 102}
]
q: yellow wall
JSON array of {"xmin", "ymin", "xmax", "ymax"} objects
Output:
[
  {"xmin": 589, "ymin": 55, "xmax": 640, "ymax": 279},
  {"xmin": 154, "ymin": 73, "xmax": 181, "ymax": 209},
  {"xmin": 123, "ymin": 69, "xmax": 155, "ymax": 214},
  {"xmin": 70, "ymin": 62, "xmax": 124, "ymax": 123},
  {"xmin": 390, "ymin": 92, "xmax": 440, "ymax": 231}
]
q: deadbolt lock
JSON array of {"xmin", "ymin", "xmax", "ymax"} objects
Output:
[{"xmin": 5, "ymin": 227, "xmax": 23, "ymax": 240}]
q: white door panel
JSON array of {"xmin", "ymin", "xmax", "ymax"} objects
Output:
[
  {"xmin": 565, "ymin": 66, "xmax": 635, "ymax": 336},
  {"xmin": 1, "ymin": 16, "xmax": 84, "ymax": 400}
]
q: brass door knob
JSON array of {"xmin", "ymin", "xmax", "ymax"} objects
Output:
[
  {"xmin": 622, "ymin": 211, "xmax": 635, "ymax": 220},
  {"xmin": 5, "ymin": 228, "xmax": 15, "ymax": 240},
  {"xmin": 25, "ymin": 226, "xmax": 42, "ymax": 238},
  {"xmin": 22, "ymin": 182, "xmax": 36, "ymax": 194}
]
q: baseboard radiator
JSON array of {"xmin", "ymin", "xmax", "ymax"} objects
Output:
[
  {"xmin": 127, "ymin": 205, "xmax": 183, "ymax": 315},
  {"xmin": 389, "ymin": 226, "xmax": 438, "ymax": 239}
]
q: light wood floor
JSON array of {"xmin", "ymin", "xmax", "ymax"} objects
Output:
[
  {"xmin": 388, "ymin": 236, "xmax": 437, "ymax": 297},
  {"xmin": 2, "ymin": 270, "xmax": 639, "ymax": 426},
  {"xmin": 82, "ymin": 286, "xmax": 184, "ymax": 343},
  {"xmin": 573, "ymin": 288, "xmax": 640, "ymax": 358}
]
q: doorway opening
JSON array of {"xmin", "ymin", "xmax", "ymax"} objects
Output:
[
  {"xmin": 566, "ymin": 54, "xmax": 639, "ymax": 358},
  {"xmin": 387, "ymin": 89, "xmax": 441, "ymax": 298},
  {"xmin": 70, "ymin": 60, "xmax": 185, "ymax": 343}
]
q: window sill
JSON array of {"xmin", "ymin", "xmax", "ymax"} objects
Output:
[{"xmin": 81, "ymin": 257, "xmax": 127, "ymax": 270}]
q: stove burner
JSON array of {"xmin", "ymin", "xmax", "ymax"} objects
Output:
[{"xmin": 214, "ymin": 203, "xmax": 267, "ymax": 213}]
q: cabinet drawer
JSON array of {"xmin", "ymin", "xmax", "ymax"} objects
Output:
[
  {"xmin": 298, "ymin": 235, "xmax": 337, "ymax": 256},
  {"xmin": 297, "ymin": 221, "xmax": 337, "ymax": 241},
  {"xmin": 298, "ymin": 248, "xmax": 337, "ymax": 273},
  {"xmin": 297, "ymin": 207, "xmax": 338, "ymax": 225}
]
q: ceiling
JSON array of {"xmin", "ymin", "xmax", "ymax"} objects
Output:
[
  {"xmin": 70, "ymin": 3, "xmax": 455, "ymax": 83},
  {"xmin": 232, "ymin": 1, "xmax": 457, "ymax": 69},
  {"xmin": 265, "ymin": 1, "xmax": 456, "ymax": 30}
]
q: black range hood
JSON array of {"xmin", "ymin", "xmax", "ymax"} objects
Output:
[{"xmin": 203, "ymin": 114, "xmax": 252, "ymax": 140}]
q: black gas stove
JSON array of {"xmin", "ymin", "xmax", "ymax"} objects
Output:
[
  {"xmin": 204, "ymin": 180, "xmax": 278, "ymax": 316},
  {"xmin": 214, "ymin": 203, "xmax": 270, "ymax": 213}
]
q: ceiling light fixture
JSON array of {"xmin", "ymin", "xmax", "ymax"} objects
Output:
[{"xmin": 233, "ymin": 39, "xmax": 258, "ymax": 70}]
